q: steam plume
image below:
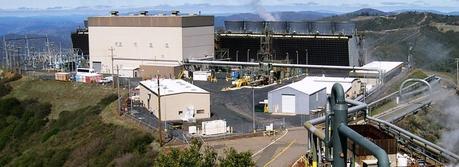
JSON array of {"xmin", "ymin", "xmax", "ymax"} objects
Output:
[{"xmin": 250, "ymin": 0, "xmax": 277, "ymax": 21}]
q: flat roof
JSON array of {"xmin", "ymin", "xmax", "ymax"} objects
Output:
[
  {"xmin": 359, "ymin": 61, "xmax": 403, "ymax": 74},
  {"xmin": 88, "ymin": 15, "xmax": 213, "ymax": 27},
  {"xmin": 302, "ymin": 76, "xmax": 356, "ymax": 94},
  {"xmin": 274, "ymin": 79, "xmax": 326, "ymax": 95},
  {"xmin": 140, "ymin": 79, "xmax": 208, "ymax": 96}
]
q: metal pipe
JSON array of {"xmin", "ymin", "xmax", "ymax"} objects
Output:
[
  {"xmin": 330, "ymin": 83, "xmax": 348, "ymax": 167},
  {"xmin": 304, "ymin": 122, "xmax": 325, "ymax": 140},
  {"xmin": 367, "ymin": 116, "xmax": 459, "ymax": 163},
  {"xmin": 184, "ymin": 59, "xmax": 380, "ymax": 71},
  {"xmin": 338, "ymin": 123, "xmax": 390, "ymax": 167},
  {"xmin": 399, "ymin": 78, "xmax": 432, "ymax": 102},
  {"xmin": 312, "ymin": 135, "xmax": 318, "ymax": 167},
  {"xmin": 307, "ymin": 98, "xmax": 367, "ymax": 125}
]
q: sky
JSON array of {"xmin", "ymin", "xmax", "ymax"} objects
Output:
[{"xmin": 0, "ymin": 0, "xmax": 458, "ymax": 13}]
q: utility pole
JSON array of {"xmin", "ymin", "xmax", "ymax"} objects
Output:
[
  {"xmin": 456, "ymin": 58, "xmax": 459, "ymax": 86},
  {"xmin": 117, "ymin": 65, "xmax": 121, "ymax": 114},
  {"xmin": 109, "ymin": 47, "xmax": 115, "ymax": 88},
  {"xmin": 24, "ymin": 35, "xmax": 30, "ymax": 71},
  {"xmin": 252, "ymin": 86, "xmax": 255, "ymax": 133},
  {"xmin": 128, "ymin": 78, "xmax": 132, "ymax": 112},
  {"xmin": 46, "ymin": 34, "xmax": 50, "ymax": 70},
  {"xmin": 3, "ymin": 36, "xmax": 8, "ymax": 69},
  {"xmin": 157, "ymin": 75, "xmax": 163, "ymax": 146}
]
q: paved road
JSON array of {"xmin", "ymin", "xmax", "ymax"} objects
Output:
[
  {"xmin": 375, "ymin": 96, "xmax": 430, "ymax": 122},
  {"xmin": 129, "ymin": 106, "xmax": 159, "ymax": 129},
  {"xmin": 253, "ymin": 128, "xmax": 308, "ymax": 167}
]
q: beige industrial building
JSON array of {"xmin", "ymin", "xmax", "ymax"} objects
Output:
[
  {"xmin": 88, "ymin": 12, "xmax": 214, "ymax": 78},
  {"xmin": 138, "ymin": 79, "xmax": 210, "ymax": 121}
]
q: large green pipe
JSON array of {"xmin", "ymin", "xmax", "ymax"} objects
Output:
[
  {"xmin": 338, "ymin": 124, "xmax": 390, "ymax": 167},
  {"xmin": 330, "ymin": 83, "xmax": 348, "ymax": 167},
  {"xmin": 331, "ymin": 83, "xmax": 390, "ymax": 167}
]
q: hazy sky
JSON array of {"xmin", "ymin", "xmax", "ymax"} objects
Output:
[{"xmin": 0, "ymin": 0, "xmax": 458, "ymax": 12}]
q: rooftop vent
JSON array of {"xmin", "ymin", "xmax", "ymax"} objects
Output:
[
  {"xmin": 139, "ymin": 11, "xmax": 148, "ymax": 16},
  {"xmin": 171, "ymin": 10, "xmax": 180, "ymax": 16},
  {"xmin": 110, "ymin": 11, "xmax": 119, "ymax": 16}
]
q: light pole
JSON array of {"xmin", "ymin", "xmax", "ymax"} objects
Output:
[
  {"xmin": 157, "ymin": 76, "xmax": 163, "ymax": 146},
  {"xmin": 109, "ymin": 47, "xmax": 115, "ymax": 88},
  {"xmin": 305, "ymin": 49, "xmax": 308, "ymax": 65},
  {"xmin": 252, "ymin": 86, "xmax": 256, "ymax": 133},
  {"xmin": 296, "ymin": 50, "xmax": 299, "ymax": 64}
]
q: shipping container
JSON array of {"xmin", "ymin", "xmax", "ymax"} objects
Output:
[
  {"xmin": 202, "ymin": 120, "xmax": 227, "ymax": 135},
  {"xmin": 75, "ymin": 73, "xmax": 102, "ymax": 83},
  {"xmin": 193, "ymin": 71, "xmax": 211, "ymax": 81},
  {"xmin": 55, "ymin": 72, "xmax": 70, "ymax": 81}
]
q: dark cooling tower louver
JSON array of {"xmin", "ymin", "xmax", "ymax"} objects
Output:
[
  {"xmin": 244, "ymin": 21, "xmax": 264, "ymax": 34},
  {"xmin": 287, "ymin": 22, "xmax": 309, "ymax": 34},
  {"xmin": 266, "ymin": 21, "xmax": 288, "ymax": 34},
  {"xmin": 224, "ymin": 21, "xmax": 245, "ymax": 33}
]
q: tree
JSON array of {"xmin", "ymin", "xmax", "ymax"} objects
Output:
[
  {"xmin": 154, "ymin": 138, "xmax": 254, "ymax": 167},
  {"xmin": 219, "ymin": 148, "xmax": 254, "ymax": 167}
]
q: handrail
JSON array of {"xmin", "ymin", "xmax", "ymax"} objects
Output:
[{"xmin": 367, "ymin": 116, "xmax": 459, "ymax": 163}]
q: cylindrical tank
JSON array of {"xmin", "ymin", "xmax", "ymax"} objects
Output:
[
  {"xmin": 224, "ymin": 21, "xmax": 245, "ymax": 33},
  {"xmin": 266, "ymin": 21, "xmax": 287, "ymax": 34},
  {"xmin": 334, "ymin": 22, "xmax": 355, "ymax": 35},
  {"xmin": 311, "ymin": 21, "xmax": 333, "ymax": 35},
  {"xmin": 244, "ymin": 21, "xmax": 265, "ymax": 34},
  {"xmin": 288, "ymin": 21, "xmax": 309, "ymax": 34}
]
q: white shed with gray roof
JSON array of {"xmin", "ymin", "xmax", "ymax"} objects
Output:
[
  {"xmin": 138, "ymin": 79, "xmax": 210, "ymax": 121},
  {"xmin": 268, "ymin": 80, "xmax": 327, "ymax": 115}
]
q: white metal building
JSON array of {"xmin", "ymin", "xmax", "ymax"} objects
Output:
[
  {"xmin": 88, "ymin": 13, "xmax": 214, "ymax": 77},
  {"xmin": 350, "ymin": 61, "xmax": 403, "ymax": 80},
  {"xmin": 302, "ymin": 76, "xmax": 364, "ymax": 99},
  {"xmin": 268, "ymin": 80, "xmax": 327, "ymax": 115},
  {"xmin": 138, "ymin": 79, "xmax": 210, "ymax": 121}
]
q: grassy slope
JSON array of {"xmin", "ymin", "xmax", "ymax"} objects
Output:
[
  {"xmin": 0, "ymin": 77, "xmax": 157, "ymax": 166},
  {"xmin": 6, "ymin": 77, "xmax": 116, "ymax": 119},
  {"xmin": 370, "ymin": 69, "xmax": 428, "ymax": 116}
]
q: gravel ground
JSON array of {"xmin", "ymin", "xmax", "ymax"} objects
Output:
[{"xmin": 192, "ymin": 75, "xmax": 310, "ymax": 133}]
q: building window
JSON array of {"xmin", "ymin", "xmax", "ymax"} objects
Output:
[
  {"xmin": 133, "ymin": 42, "xmax": 137, "ymax": 47},
  {"xmin": 149, "ymin": 43, "xmax": 153, "ymax": 48},
  {"xmin": 165, "ymin": 43, "xmax": 169, "ymax": 48},
  {"xmin": 196, "ymin": 109, "xmax": 205, "ymax": 114},
  {"xmin": 115, "ymin": 42, "xmax": 122, "ymax": 47},
  {"xmin": 178, "ymin": 111, "xmax": 183, "ymax": 115}
]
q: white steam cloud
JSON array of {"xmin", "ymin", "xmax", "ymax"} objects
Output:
[
  {"xmin": 437, "ymin": 95, "xmax": 459, "ymax": 154},
  {"xmin": 250, "ymin": 0, "xmax": 277, "ymax": 21}
]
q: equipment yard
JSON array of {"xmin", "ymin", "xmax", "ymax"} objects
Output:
[{"xmin": 193, "ymin": 76, "xmax": 309, "ymax": 133}]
